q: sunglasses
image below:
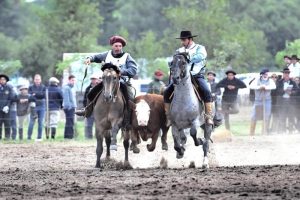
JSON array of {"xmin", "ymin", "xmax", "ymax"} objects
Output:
[{"xmin": 271, "ymin": 76, "xmax": 277, "ymax": 78}]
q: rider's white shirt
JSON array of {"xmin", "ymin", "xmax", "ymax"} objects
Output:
[
  {"xmin": 105, "ymin": 50, "xmax": 129, "ymax": 67},
  {"xmin": 177, "ymin": 42, "xmax": 207, "ymax": 75}
]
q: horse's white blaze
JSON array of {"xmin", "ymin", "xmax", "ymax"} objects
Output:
[{"xmin": 135, "ymin": 100, "xmax": 151, "ymax": 126}]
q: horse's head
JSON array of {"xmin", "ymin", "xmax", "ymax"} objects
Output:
[
  {"xmin": 102, "ymin": 63, "xmax": 120, "ymax": 102},
  {"xmin": 169, "ymin": 53, "xmax": 190, "ymax": 85}
]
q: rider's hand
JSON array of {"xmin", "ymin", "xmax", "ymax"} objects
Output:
[{"xmin": 84, "ymin": 58, "xmax": 91, "ymax": 65}]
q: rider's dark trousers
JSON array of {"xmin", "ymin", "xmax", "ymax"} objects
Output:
[{"xmin": 164, "ymin": 75, "xmax": 212, "ymax": 103}]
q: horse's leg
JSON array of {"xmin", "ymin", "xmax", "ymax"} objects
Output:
[
  {"xmin": 110, "ymin": 125, "xmax": 119, "ymax": 151},
  {"xmin": 147, "ymin": 130, "xmax": 158, "ymax": 152},
  {"xmin": 95, "ymin": 128, "xmax": 104, "ymax": 168},
  {"xmin": 190, "ymin": 124, "xmax": 201, "ymax": 146},
  {"xmin": 202, "ymin": 124, "xmax": 213, "ymax": 169},
  {"xmin": 130, "ymin": 129, "xmax": 140, "ymax": 154},
  {"xmin": 123, "ymin": 129, "xmax": 130, "ymax": 162},
  {"xmin": 105, "ymin": 130, "xmax": 111, "ymax": 159},
  {"xmin": 161, "ymin": 126, "xmax": 169, "ymax": 151},
  {"xmin": 172, "ymin": 126, "xmax": 185, "ymax": 159}
]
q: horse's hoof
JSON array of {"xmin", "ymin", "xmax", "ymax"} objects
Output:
[
  {"xmin": 95, "ymin": 162, "xmax": 101, "ymax": 168},
  {"xmin": 162, "ymin": 143, "xmax": 168, "ymax": 151},
  {"xmin": 176, "ymin": 152, "xmax": 184, "ymax": 159},
  {"xmin": 198, "ymin": 138, "xmax": 203, "ymax": 146},
  {"xmin": 202, "ymin": 157, "xmax": 209, "ymax": 169},
  {"xmin": 110, "ymin": 145, "xmax": 118, "ymax": 151},
  {"xmin": 146, "ymin": 144, "xmax": 155, "ymax": 152},
  {"xmin": 133, "ymin": 147, "xmax": 140, "ymax": 154}
]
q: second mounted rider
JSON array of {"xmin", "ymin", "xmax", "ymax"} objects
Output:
[{"xmin": 75, "ymin": 35, "xmax": 138, "ymax": 128}]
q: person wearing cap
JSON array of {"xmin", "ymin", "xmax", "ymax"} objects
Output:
[
  {"xmin": 76, "ymin": 35, "xmax": 138, "ymax": 130},
  {"xmin": 82, "ymin": 72, "xmax": 101, "ymax": 139},
  {"xmin": 16, "ymin": 85, "xmax": 35, "ymax": 140},
  {"xmin": 164, "ymin": 30, "xmax": 215, "ymax": 126},
  {"xmin": 27, "ymin": 74, "xmax": 47, "ymax": 141},
  {"xmin": 249, "ymin": 69, "xmax": 276, "ymax": 135},
  {"xmin": 288, "ymin": 55, "xmax": 300, "ymax": 79},
  {"xmin": 0, "ymin": 74, "xmax": 13, "ymax": 140},
  {"xmin": 275, "ymin": 67, "xmax": 298, "ymax": 133},
  {"xmin": 147, "ymin": 69, "xmax": 166, "ymax": 95},
  {"xmin": 216, "ymin": 70, "xmax": 247, "ymax": 130},
  {"xmin": 46, "ymin": 77, "xmax": 63, "ymax": 139}
]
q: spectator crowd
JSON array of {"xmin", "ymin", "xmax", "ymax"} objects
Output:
[{"xmin": 0, "ymin": 54, "xmax": 299, "ymax": 141}]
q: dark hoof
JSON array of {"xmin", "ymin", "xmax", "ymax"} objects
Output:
[
  {"xmin": 95, "ymin": 162, "xmax": 101, "ymax": 168},
  {"xmin": 162, "ymin": 143, "xmax": 168, "ymax": 151},
  {"xmin": 198, "ymin": 138, "xmax": 204, "ymax": 145},
  {"xmin": 176, "ymin": 151, "xmax": 184, "ymax": 159},
  {"xmin": 132, "ymin": 146, "xmax": 140, "ymax": 154},
  {"xmin": 146, "ymin": 144, "xmax": 155, "ymax": 152},
  {"xmin": 174, "ymin": 146, "xmax": 185, "ymax": 159},
  {"xmin": 194, "ymin": 139, "xmax": 200, "ymax": 146}
]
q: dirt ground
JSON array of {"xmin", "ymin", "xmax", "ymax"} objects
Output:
[{"xmin": 1, "ymin": 133, "xmax": 300, "ymax": 199}]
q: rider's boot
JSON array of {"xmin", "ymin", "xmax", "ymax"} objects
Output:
[
  {"xmin": 164, "ymin": 103, "xmax": 172, "ymax": 127},
  {"xmin": 75, "ymin": 101, "xmax": 94, "ymax": 118},
  {"xmin": 204, "ymin": 102, "xmax": 214, "ymax": 125}
]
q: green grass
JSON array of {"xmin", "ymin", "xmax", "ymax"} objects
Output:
[{"xmin": 0, "ymin": 119, "xmax": 89, "ymax": 144}]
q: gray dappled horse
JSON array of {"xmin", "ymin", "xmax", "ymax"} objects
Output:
[
  {"xmin": 169, "ymin": 53, "xmax": 213, "ymax": 168},
  {"xmin": 93, "ymin": 64, "xmax": 130, "ymax": 168}
]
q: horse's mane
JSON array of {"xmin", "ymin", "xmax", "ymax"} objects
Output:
[
  {"xmin": 174, "ymin": 52, "xmax": 190, "ymax": 63},
  {"xmin": 101, "ymin": 63, "xmax": 121, "ymax": 74}
]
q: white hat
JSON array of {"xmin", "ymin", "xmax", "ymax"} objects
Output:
[
  {"xmin": 90, "ymin": 72, "xmax": 102, "ymax": 79},
  {"xmin": 49, "ymin": 77, "xmax": 60, "ymax": 84},
  {"xmin": 19, "ymin": 85, "xmax": 28, "ymax": 91}
]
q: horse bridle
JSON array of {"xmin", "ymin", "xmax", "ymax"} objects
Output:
[{"xmin": 103, "ymin": 68, "xmax": 120, "ymax": 102}]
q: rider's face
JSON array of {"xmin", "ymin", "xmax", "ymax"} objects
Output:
[
  {"xmin": 111, "ymin": 42, "xmax": 123, "ymax": 54},
  {"xmin": 181, "ymin": 38, "xmax": 192, "ymax": 48}
]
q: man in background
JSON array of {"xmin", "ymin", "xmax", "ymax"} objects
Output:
[
  {"xmin": 0, "ymin": 74, "xmax": 13, "ymax": 140},
  {"xmin": 216, "ymin": 70, "xmax": 246, "ymax": 130},
  {"xmin": 46, "ymin": 77, "xmax": 63, "ymax": 139},
  {"xmin": 63, "ymin": 75, "xmax": 77, "ymax": 139},
  {"xmin": 147, "ymin": 69, "xmax": 166, "ymax": 95},
  {"xmin": 83, "ymin": 73, "xmax": 101, "ymax": 139},
  {"xmin": 27, "ymin": 74, "xmax": 46, "ymax": 141}
]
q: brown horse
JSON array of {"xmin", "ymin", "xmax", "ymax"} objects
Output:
[{"xmin": 93, "ymin": 64, "xmax": 130, "ymax": 168}]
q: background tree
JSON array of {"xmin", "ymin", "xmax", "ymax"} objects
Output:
[
  {"xmin": 18, "ymin": 0, "xmax": 103, "ymax": 79},
  {"xmin": 229, "ymin": 0, "xmax": 300, "ymax": 57},
  {"xmin": 275, "ymin": 39, "xmax": 300, "ymax": 67},
  {"xmin": 163, "ymin": 0, "xmax": 269, "ymax": 72}
]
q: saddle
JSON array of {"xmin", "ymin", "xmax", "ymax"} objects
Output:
[{"xmin": 169, "ymin": 73, "xmax": 202, "ymax": 103}]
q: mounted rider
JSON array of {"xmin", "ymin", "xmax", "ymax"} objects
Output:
[
  {"xmin": 164, "ymin": 30, "xmax": 214, "ymax": 126},
  {"xmin": 75, "ymin": 35, "xmax": 138, "ymax": 128}
]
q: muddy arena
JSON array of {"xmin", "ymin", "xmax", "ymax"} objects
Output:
[{"xmin": 1, "ymin": 133, "xmax": 300, "ymax": 199}]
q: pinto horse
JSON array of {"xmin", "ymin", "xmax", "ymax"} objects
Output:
[
  {"xmin": 93, "ymin": 63, "xmax": 130, "ymax": 168},
  {"xmin": 169, "ymin": 53, "xmax": 213, "ymax": 168}
]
